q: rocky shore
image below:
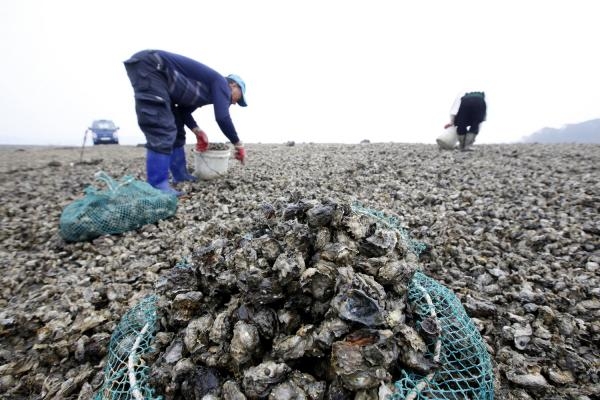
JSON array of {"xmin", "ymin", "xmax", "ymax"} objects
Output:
[{"xmin": 0, "ymin": 143, "xmax": 598, "ymax": 399}]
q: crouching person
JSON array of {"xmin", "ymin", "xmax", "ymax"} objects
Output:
[
  {"xmin": 444, "ymin": 91, "xmax": 487, "ymax": 151},
  {"xmin": 124, "ymin": 49, "xmax": 248, "ymax": 195}
]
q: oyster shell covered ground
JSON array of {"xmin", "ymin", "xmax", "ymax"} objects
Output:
[{"xmin": 0, "ymin": 143, "xmax": 599, "ymax": 399}]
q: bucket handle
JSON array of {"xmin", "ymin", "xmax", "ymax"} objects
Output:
[{"xmin": 195, "ymin": 149, "xmax": 229, "ymax": 178}]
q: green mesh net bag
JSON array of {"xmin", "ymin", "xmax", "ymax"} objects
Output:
[
  {"xmin": 59, "ymin": 171, "xmax": 177, "ymax": 242},
  {"xmin": 392, "ymin": 271, "xmax": 495, "ymax": 399},
  {"xmin": 350, "ymin": 203, "xmax": 427, "ymax": 256},
  {"xmin": 94, "ymin": 295, "xmax": 161, "ymax": 400}
]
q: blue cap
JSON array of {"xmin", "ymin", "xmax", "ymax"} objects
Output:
[{"xmin": 226, "ymin": 74, "xmax": 247, "ymax": 107}]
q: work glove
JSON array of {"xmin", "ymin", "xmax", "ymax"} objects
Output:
[
  {"xmin": 234, "ymin": 143, "xmax": 246, "ymax": 164},
  {"xmin": 194, "ymin": 129, "xmax": 209, "ymax": 152}
]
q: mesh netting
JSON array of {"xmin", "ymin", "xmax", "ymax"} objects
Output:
[
  {"xmin": 351, "ymin": 203, "xmax": 427, "ymax": 256},
  {"xmin": 94, "ymin": 205, "xmax": 493, "ymax": 399},
  {"xmin": 94, "ymin": 295, "xmax": 161, "ymax": 400},
  {"xmin": 392, "ymin": 271, "xmax": 495, "ymax": 399},
  {"xmin": 59, "ymin": 171, "xmax": 177, "ymax": 242}
]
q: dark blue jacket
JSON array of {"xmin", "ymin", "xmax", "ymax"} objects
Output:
[{"xmin": 158, "ymin": 50, "xmax": 240, "ymax": 144}]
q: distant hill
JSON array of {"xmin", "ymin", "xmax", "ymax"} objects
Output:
[{"xmin": 520, "ymin": 118, "xmax": 600, "ymax": 144}]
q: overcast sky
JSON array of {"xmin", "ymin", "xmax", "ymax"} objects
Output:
[{"xmin": 1, "ymin": 1, "xmax": 598, "ymax": 146}]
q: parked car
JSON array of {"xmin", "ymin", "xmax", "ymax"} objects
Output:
[{"xmin": 89, "ymin": 119, "xmax": 119, "ymax": 145}]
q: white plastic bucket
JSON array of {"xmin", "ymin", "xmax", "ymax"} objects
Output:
[
  {"xmin": 436, "ymin": 126, "xmax": 458, "ymax": 150},
  {"xmin": 193, "ymin": 149, "xmax": 231, "ymax": 180}
]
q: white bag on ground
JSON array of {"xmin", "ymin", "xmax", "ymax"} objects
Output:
[{"xmin": 436, "ymin": 126, "xmax": 458, "ymax": 150}]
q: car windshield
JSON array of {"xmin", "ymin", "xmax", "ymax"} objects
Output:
[{"xmin": 92, "ymin": 120, "xmax": 116, "ymax": 130}]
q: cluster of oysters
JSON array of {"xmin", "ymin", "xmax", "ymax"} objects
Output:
[
  {"xmin": 4, "ymin": 143, "xmax": 596, "ymax": 399},
  {"xmin": 146, "ymin": 197, "xmax": 436, "ymax": 399}
]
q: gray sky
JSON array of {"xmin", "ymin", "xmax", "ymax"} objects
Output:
[{"xmin": 1, "ymin": 0, "xmax": 598, "ymax": 146}]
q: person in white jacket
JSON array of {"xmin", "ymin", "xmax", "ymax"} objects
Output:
[{"xmin": 444, "ymin": 91, "xmax": 487, "ymax": 151}]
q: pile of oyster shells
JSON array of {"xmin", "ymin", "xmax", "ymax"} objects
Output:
[
  {"xmin": 149, "ymin": 197, "xmax": 424, "ymax": 399},
  {"xmin": 0, "ymin": 143, "xmax": 598, "ymax": 399}
]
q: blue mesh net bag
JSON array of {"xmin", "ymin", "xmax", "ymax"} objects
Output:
[
  {"xmin": 94, "ymin": 295, "xmax": 161, "ymax": 400},
  {"xmin": 392, "ymin": 271, "xmax": 495, "ymax": 399},
  {"xmin": 59, "ymin": 171, "xmax": 177, "ymax": 242}
]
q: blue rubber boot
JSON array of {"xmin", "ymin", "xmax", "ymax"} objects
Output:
[
  {"xmin": 170, "ymin": 146, "xmax": 198, "ymax": 183},
  {"xmin": 147, "ymin": 148, "xmax": 181, "ymax": 196}
]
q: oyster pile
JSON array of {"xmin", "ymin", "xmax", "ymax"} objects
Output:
[
  {"xmin": 207, "ymin": 143, "xmax": 230, "ymax": 151},
  {"xmin": 1, "ymin": 143, "xmax": 598, "ymax": 399},
  {"xmin": 149, "ymin": 198, "xmax": 426, "ymax": 398}
]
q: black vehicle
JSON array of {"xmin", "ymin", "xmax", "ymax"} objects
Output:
[{"xmin": 89, "ymin": 119, "xmax": 119, "ymax": 145}]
